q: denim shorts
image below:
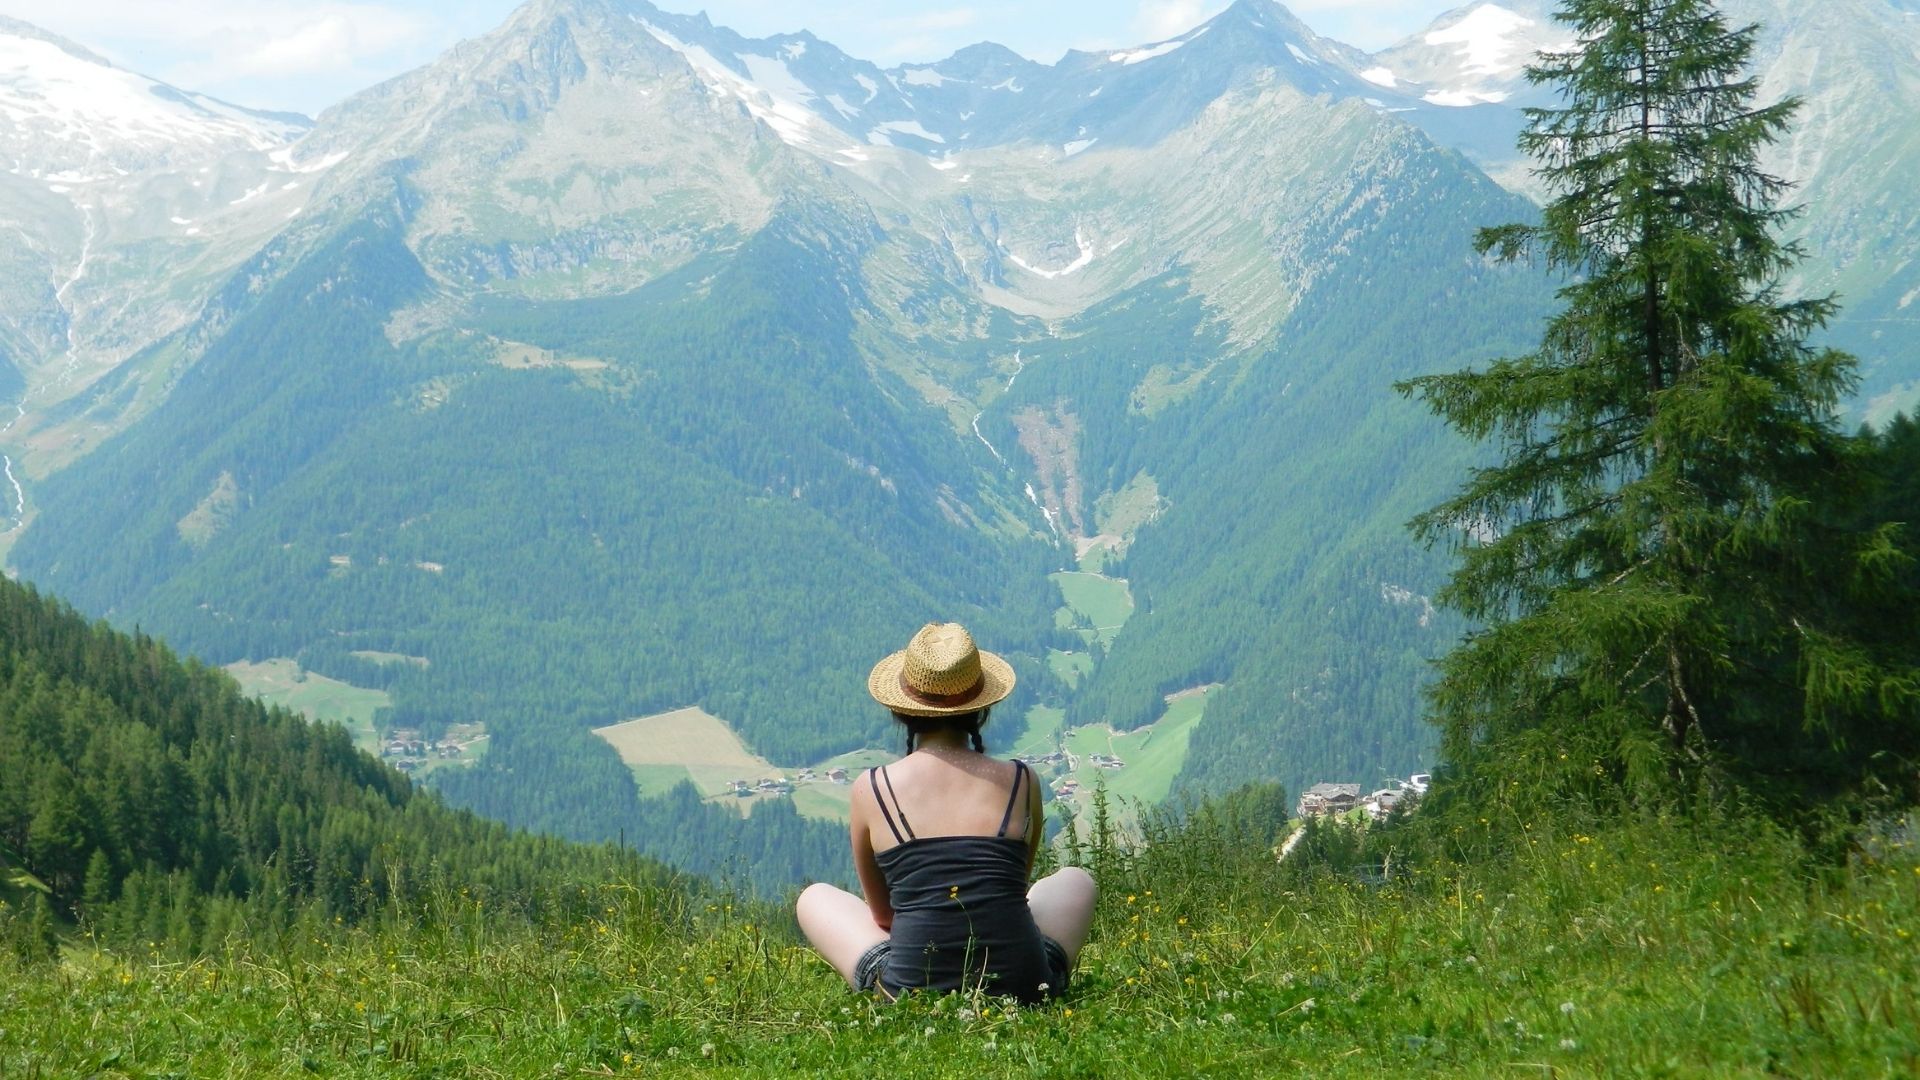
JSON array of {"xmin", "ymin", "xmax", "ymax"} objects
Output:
[{"xmin": 852, "ymin": 936, "xmax": 1070, "ymax": 999}]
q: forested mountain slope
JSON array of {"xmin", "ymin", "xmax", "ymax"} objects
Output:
[
  {"xmin": 0, "ymin": 0, "xmax": 1560, "ymax": 854},
  {"xmin": 5, "ymin": 0, "xmax": 1910, "ymax": 877},
  {"xmin": 0, "ymin": 573, "xmax": 670, "ymax": 947}
]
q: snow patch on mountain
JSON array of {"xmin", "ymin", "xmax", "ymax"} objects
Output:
[
  {"xmin": 1004, "ymin": 228, "xmax": 1096, "ymax": 280},
  {"xmin": 1110, "ymin": 40, "xmax": 1186, "ymax": 65},
  {"xmin": 1425, "ymin": 4, "xmax": 1543, "ymax": 78},
  {"xmin": 0, "ymin": 28, "xmax": 302, "ymax": 173},
  {"xmin": 1423, "ymin": 88, "xmax": 1510, "ymax": 106},
  {"xmin": 872, "ymin": 119, "xmax": 945, "ymax": 144},
  {"xmin": 636, "ymin": 19, "xmax": 830, "ymax": 150},
  {"xmin": 265, "ymin": 147, "xmax": 348, "ymax": 173},
  {"xmin": 1360, "ymin": 66, "xmax": 1398, "ymax": 87}
]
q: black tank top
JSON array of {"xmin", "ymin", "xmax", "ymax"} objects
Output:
[{"xmin": 870, "ymin": 761, "xmax": 1056, "ymax": 1001}]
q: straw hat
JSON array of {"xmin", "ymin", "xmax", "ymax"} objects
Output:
[{"xmin": 868, "ymin": 623, "xmax": 1015, "ymax": 717}]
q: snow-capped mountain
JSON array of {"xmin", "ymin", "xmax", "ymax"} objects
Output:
[
  {"xmin": 1361, "ymin": 0, "xmax": 1920, "ymax": 411},
  {"xmin": 0, "ymin": 15, "xmax": 304, "ymax": 177},
  {"xmin": 1366, "ymin": 0, "xmax": 1564, "ymax": 107},
  {"xmin": 4, "ymin": 0, "xmax": 1914, "ymax": 493},
  {"xmin": 0, "ymin": 16, "xmax": 323, "ymax": 486},
  {"xmin": 258, "ymin": 0, "xmax": 1482, "ymax": 352}
]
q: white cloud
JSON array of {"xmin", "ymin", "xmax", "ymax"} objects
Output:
[
  {"xmin": 883, "ymin": 8, "xmax": 980, "ymax": 34},
  {"xmin": 228, "ymin": 9, "xmax": 432, "ymax": 76},
  {"xmin": 0, "ymin": 0, "xmax": 442, "ymax": 108},
  {"xmin": 1133, "ymin": 0, "xmax": 1224, "ymax": 42},
  {"xmin": 870, "ymin": 6, "xmax": 980, "ymax": 63}
]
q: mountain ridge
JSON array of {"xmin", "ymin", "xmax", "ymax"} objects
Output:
[{"xmin": 1, "ymin": 0, "xmax": 1913, "ymax": 874}]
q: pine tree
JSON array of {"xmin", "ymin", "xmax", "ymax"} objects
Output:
[
  {"xmin": 81, "ymin": 848, "xmax": 116, "ymax": 925},
  {"xmin": 1398, "ymin": 0, "xmax": 1920, "ymax": 804}
]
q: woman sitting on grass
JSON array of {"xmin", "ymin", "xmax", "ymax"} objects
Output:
[{"xmin": 796, "ymin": 623, "xmax": 1096, "ymax": 1003}]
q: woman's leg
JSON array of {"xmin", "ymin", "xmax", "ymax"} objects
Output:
[
  {"xmin": 795, "ymin": 882, "xmax": 890, "ymax": 986},
  {"xmin": 1027, "ymin": 866, "xmax": 1097, "ymax": 965}
]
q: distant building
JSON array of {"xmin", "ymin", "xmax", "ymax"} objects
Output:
[
  {"xmin": 1298, "ymin": 783, "xmax": 1361, "ymax": 818},
  {"xmin": 1363, "ymin": 788, "xmax": 1405, "ymax": 820},
  {"xmin": 827, "ymin": 767, "xmax": 849, "ymax": 783}
]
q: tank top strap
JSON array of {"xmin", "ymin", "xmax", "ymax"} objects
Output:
[
  {"xmin": 872, "ymin": 765, "xmax": 916, "ymax": 842},
  {"xmin": 996, "ymin": 760, "xmax": 1028, "ymax": 838}
]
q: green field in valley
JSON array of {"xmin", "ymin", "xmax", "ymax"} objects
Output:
[
  {"xmin": 1057, "ymin": 687, "xmax": 1212, "ymax": 809},
  {"xmin": 1003, "ymin": 689, "xmax": 1216, "ymax": 832},
  {"xmin": 1050, "ymin": 572, "xmax": 1134, "ymax": 648},
  {"xmin": 595, "ymin": 710, "xmax": 894, "ymax": 823},
  {"xmin": 1047, "ymin": 648, "xmax": 1095, "ymax": 689},
  {"xmin": 1009, "ymin": 705, "xmax": 1066, "ymax": 759},
  {"xmin": 223, "ymin": 659, "xmax": 389, "ymax": 754}
]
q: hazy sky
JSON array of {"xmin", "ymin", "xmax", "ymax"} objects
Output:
[{"xmin": 0, "ymin": 0, "xmax": 1468, "ymax": 116}]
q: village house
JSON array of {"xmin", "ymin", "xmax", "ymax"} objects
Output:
[
  {"xmin": 1297, "ymin": 782, "xmax": 1362, "ymax": 818},
  {"xmin": 1363, "ymin": 788, "xmax": 1404, "ymax": 820}
]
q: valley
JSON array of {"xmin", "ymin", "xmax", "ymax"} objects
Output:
[
  {"xmin": 0, "ymin": 0, "xmax": 1913, "ymax": 886},
  {"xmin": 586, "ymin": 567, "xmax": 1192, "ymax": 832}
]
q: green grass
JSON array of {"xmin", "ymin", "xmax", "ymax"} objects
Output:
[
  {"xmin": 5, "ymin": 811, "xmax": 1914, "ymax": 1077},
  {"xmin": 1050, "ymin": 572, "xmax": 1135, "ymax": 648},
  {"xmin": 1059, "ymin": 689, "xmax": 1211, "ymax": 810},
  {"xmin": 1047, "ymin": 649, "xmax": 1095, "ymax": 690},
  {"xmin": 1008, "ymin": 706, "xmax": 1067, "ymax": 759},
  {"xmin": 1092, "ymin": 471, "xmax": 1164, "ymax": 541},
  {"xmin": 224, "ymin": 659, "xmax": 390, "ymax": 754},
  {"xmin": 348, "ymin": 650, "xmax": 430, "ymax": 668},
  {"xmin": 628, "ymin": 763, "xmax": 698, "ymax": 798},
  {"xmin": 790, "ymin": 784, "xmax": 854, "ymax": 822}
]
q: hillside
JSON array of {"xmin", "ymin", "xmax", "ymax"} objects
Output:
[
  {"xmin": 0, "ymin": 572, "xmax": 679, "ymax": 945},
  {"xmin": 4, "ymin": 791, "xmax": 1913, "ymax": 1076}
]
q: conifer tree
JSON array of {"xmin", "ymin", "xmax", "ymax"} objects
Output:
[
  {"xmin": 81, "ymin": 849, "xmax": 116, "ymax": 924},
  {"xmin": 1399, "ymin": 0, "xmax": 1920, "ymax": 802}
]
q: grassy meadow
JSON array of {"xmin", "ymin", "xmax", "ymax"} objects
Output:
[
  {"xmin": 1050, "ymin": 572, "xmax": 1134, "ymax": 649},
  {"xmin": 224, "ymin": 659, "xmax": 390, "ymax": 754},
  {"xmin": 595, "ymin": 709, "xmax": 889, "ymax": 823},
  {"xmin": 5, "ymin": 808, "xmax": 1914, "ymax": 1078},
  {"xmin": 1006, "ymin": 688, "xmax": 1214, "ymax": 832}
]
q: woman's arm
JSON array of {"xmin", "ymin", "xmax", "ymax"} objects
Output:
[{"xmin": 851, "ymin": 776, "xmax": 893, "ymax": 931}]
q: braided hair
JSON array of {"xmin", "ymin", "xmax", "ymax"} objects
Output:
[{"xmin": 895, "ymin": 707, "xmax": 991, "ymax": 755}]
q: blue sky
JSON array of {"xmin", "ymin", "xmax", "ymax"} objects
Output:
[{"xmin": 0, "ymin": 0, "xmax": 1466, "ymax": 116}]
